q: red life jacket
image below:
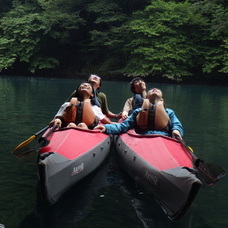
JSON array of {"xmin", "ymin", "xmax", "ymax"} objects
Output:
[
  {"xmin": 136, "ymin": 99, "xmax": 170, "ymax": 131},
  {"xmin": 63, "ymin": 98, "xmax": 97, "ymax": 129}
]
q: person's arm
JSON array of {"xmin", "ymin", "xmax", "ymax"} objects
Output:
[
  {"xmin": 166, "ymin": 108, "xmax": 184, "ymax": 138},
  {"xmin": 49, "ymin": 102, "xmax": 70, "ymax": 127},
  {"xmin": 106, "ymin": 110, "xmax": 122, "ymax": 119},
  {"xmin": 95, "ymin": 108, "xmax": 141, "ymax": 134},
  {"xmin": 95, "ymin": 119, "xmax": 133, "ymax": 134},
  {"xmin": 122, "ymin": 98, "xmax": 133, "ymax": 119},
  {"xmin": 100, "ymin": 116, "xmax": 112, "ymax": 124},
  {"xmin": 98, "ymin": 92, "xmax": 109, "ymax": 114},
  {"xmin": 141, "ymin": 89, "xmax": 147, "ymax": 98},
  {"xmin": 92, "ymin": 105, "xmax": 112, "ymax": 124},
  {"xmin": 98, "ymin": 92, "xmax": 122, "ymax": 119}
]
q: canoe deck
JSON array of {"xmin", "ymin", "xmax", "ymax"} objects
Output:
[
  {"xmin": 38, "ymin": 127, "xmax": 111, "ymax": 204},
  {"xmin": 114, "ymin": 130, "xmax": 201, "ymax": 220},
  {"xmin": 122, "ymin": 131, "xmax": 193, "ymax": 171},
  {"xmin": 40, "ymin": 128, "xmax": 109, "ymax": 160}
]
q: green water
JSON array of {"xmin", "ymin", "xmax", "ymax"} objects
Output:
[{"xmin": 0, "ymin": 76, "xmax": 227, "ymax": 228}]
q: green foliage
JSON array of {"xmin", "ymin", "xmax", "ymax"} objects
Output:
[
  {"xmin": 122, "ymin": 0, "xmax": 208, "ymax": 79},
  {"xmin": 79, "ymin": 0, "xmax": 129, "ymax": 73},
  {"xmin": 0, "ymin": 0, "xmax": 227, "ymax": 80},
  {"xmin": 0, "ymin": 4, "xmax": 42, "ymax": 71},
  {"xmin": 0, "ymin": 0, "xmax": 85, "ymax": 72},
  {"xmin": 220, "ymin": 39, "xmax": 228, "ymax": 73},
  {"xmin": 0, "ymin": 38, "xmax": 17, "ymax": 71},
  {"xmin": 193, "ymin": 0, "xmax": 228, "ymax": 74}
]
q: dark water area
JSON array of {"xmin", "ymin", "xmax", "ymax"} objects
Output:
[{"xmin": 0, "ymin": 76, "xmax": 227, "ymax": 228}]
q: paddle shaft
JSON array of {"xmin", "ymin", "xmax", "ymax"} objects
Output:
[
  {"xmin": 177, "ymin": 138, "xmax": 202, "ymax": 165},
  {"xmin": 39, "ymin": 125, "xmax": 58, "ymax": 147},
  {"xmin": 12, "ymin": 125, "xmax": 49, "ymax": 153},
  {"xmin": 35, "ymin": 126, "xmax": 49, "ymax": 137}
]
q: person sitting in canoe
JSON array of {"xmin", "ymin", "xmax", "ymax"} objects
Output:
[
  {"xmin": 95, "ymin": 88, "xmax": 183, "ymax": 139},
  {"xmin": 66, "ymin": 74, "xmax": 122, "ymax": 120},
  {"xmin": 122, "ymin": 77, "xmax": 147, "ymax": 120},
  {"xmin": 50, "ymin": 82, "xmax": 112, "ymax": 129}
]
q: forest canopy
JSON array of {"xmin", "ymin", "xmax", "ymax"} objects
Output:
[{"xmin": 0, "ymin": 0, "xmax": 227, "ymax": 81}]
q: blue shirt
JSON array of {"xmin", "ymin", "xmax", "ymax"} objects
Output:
[{"xmin": 104, "ymin": 108, "xmax": 183, "ymax": 137}]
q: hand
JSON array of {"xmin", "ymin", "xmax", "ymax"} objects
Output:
[
  {"xmin": 115, "ymin": 112, "xmax": 122, "ymax": 119},
  {"xmin": 54, "ymin": 118, "xmax": 62, "ymax": 128},
  {"xmin": 94, "ymin": 125, "xmax": 106, "ymax": 132},
  {"xmin": 172, "ymin": 130, "xmax": 182, "ymax": 140},
  {"xmin": 49, "ymin": 119, "xmax": 55, "ymax": 127},
  {"xmin": 122, "ymin": 111, "xmax": 128, "ymax": 120}
]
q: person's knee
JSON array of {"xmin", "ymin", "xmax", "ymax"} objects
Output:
[
  {"xmin": 67, "ymin": 122, "xmax": 77, "ymax": 128},
  {"xmin": 77, "ymin": 122, "xmax": 88, "ymax": 129}
]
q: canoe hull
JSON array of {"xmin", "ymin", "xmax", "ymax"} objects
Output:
[
  {"xmin": 114, "ymin": 132, "xmax": 202, "ymax": 220},
  {"xmin": 38, "ymin": 128, "xmax": 111, "ymax": 204}
]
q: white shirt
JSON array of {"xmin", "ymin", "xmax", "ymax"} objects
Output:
[
  {"xmin": 55, "ymin": 102, "xmax": 105, "ymax": 121},
  {"xmin": 92, "ymin": 105, "xmax": 105, "ymax": 121}
]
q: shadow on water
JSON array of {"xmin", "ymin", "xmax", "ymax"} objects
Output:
[{"xmin": 17, "ymin": 149, "xmax": 194, "ymax": 228}]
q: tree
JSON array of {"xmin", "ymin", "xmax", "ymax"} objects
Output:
[
  {"xmin": 0, "ymin": 0, "xmax": 227, "ymax": 80},
  {"xmin": 0, "ymin": 0, "xmax": 85, "ymax": 72},
  {"xmin": 121, "ymin": 0, "xmax": 209, "ymax": 79},
  {"xmin": 191, "ymin": 0, "xmax": 228, "ymax": 74},
  {"xmin": 77, "ymin": 0, "xmax": 130, "ymax": 75}
]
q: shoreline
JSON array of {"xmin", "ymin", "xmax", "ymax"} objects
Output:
[{"xmin": 1, "ymin": 68, "xmax": 228, "ymax": 86}]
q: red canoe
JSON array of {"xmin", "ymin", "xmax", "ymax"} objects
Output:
[
  {"xmin": 38, "ymin": 127, "xmax": 111, "ymax": 204},
  {"xmin": 114, "ymin": 130, "xmax": 202, "ymax": 220}
]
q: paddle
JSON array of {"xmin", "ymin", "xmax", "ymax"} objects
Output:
[
  {"xmin": 12, "ymin": 126, "xmax": 49, "ymax": 154},
  {"xmin": 13, "ymin": 125, "xmax": 58, "ymax": 157},
  {"xmin": 38, "ymin": 124, "xmax": 58, "ymax": 147},
  {"xmin": 176, "ymin": 136, "xmax": 225, "ymax": 186}
]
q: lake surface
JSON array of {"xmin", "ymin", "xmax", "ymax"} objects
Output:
[{"xmin": 0, "ymin": 76, "xmax": 227, "ymax": 228}]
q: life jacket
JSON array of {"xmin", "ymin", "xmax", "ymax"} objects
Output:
[
  {"xmin": 92, "ymin": 89, "xmax": 101, "ymax": 107},
  {"xmin": 136, "ymin": 99, "xmax": 170, "ymax": 131},
  {"xmin": 63, "ymin": 98, "xmax": 97, "ymax": 129},
  {"xmin": 129, "ymin": 94, "xmax": 144, "ymax": 115}
]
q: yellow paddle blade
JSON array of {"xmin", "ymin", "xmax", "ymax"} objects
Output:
[
  {"xmin": 188, "ymin": 146, "xmax": 194, "ymax": 153},
  {"xmin": 12, "ymin": 135, "xmax": 36, "ymax": 153}
]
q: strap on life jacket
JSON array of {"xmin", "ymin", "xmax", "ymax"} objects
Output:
[
  {"xmin": 81, "ymin": 99, "xmax": 97, "ymax": 127},
  {"xmin": 92, "ymin": 89, "xmax": 101, "ymax": 107},
  {"xmin": 136, "ymin": 99, "xmax": 170, "ymax": 131},
  {"xmin": 63, "ymin": 98, "xmax": 97, "ymax": 128},
  {"xmin": 129, "ymin": 94, "xmax": 144, "ymax": 115}
]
